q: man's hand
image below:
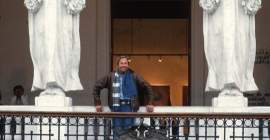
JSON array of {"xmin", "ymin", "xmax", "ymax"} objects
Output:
[
  {"xmin": 95, "ymin": 105, "xmax": 103, "ymax": 112},
  {"xmin": 146, "ymin": 105, "xmax": 154, "ymax": 112}
]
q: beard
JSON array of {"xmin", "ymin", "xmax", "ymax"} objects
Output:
[{"xmin": 119, "ymin": 66, "xmax": 128, "ymax": 73}]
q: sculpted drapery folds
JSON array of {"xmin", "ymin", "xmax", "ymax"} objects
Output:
[
  {"xmin": 200, "ymin": 0, "xmax": 261, "ymax": 15},
  {"xmin": 200, "ymin": 0, "xmax": 262, "ymax": 95},
  {"xmin": 25, "ymin": 0, "xmax": 86, "ymax": 14},
  {"xmin": 199, "ymin": 0, "xmax": 221, "ymax": 14},
  {"xmin": 24, "ymin": 0, "xmax": 85, "ymax": 94},
  {"xmin": 241, "ymin": 0, "xmax": 262, "ymax": 15},
  {"xmin": 64, "ymin": 0, "xmax": 86, "ymax": 14}
]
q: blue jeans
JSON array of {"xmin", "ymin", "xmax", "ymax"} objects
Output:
[{"xmin": 112, "ymin": 104, "xmax": 135, "ymax": 140}]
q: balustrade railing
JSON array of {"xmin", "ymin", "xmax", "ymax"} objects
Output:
[{"xmin": 0, "ymin": 106, "xmax": 269, "ymax": 140}]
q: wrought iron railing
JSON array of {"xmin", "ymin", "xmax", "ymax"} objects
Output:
[{"xmin": 0, "ymin": 107, "xmax": 270, "ymax": 140}]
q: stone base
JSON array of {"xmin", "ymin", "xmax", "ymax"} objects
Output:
[
  {"xmin": 212, "ymin": 96, "xmax": 248, "ymax": 107},
  {"xmin": 35, "ymin": 95, "xmax": 72, "ymax": 107},
  {"xmin": 212, "ymin": 96, "xmax": 248, "ymax": 140},
  {"xmin": 34, "ymin": 95, "xmax": 72, "ymax": 140}
]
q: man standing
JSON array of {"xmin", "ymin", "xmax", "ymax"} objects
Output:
[
  {"xmin": 10, "ymin": 85, "xmax": 29, "ymax": 105},
  {"xmin": 92, "ymin": 56, "xmax": 154, "ymax": 139}
]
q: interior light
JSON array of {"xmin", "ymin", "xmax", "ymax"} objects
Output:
[
  {"xmin": 128, "ymin": 58, "xmax": 132, "ymax": 63},
  {"xmin": 158, "ymin": 57, "xmax": 163, "ymax": 63}
]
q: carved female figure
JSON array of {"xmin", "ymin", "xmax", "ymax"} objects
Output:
[
  {"xmin": 200, "ymin": 0, "xmax": 262, "ymax": 95},
  {"xmin": 24, "ymin": 0, "xmax": 86, "ymax": 96}
]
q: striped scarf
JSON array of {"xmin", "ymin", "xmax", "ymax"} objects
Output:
[
  {"xmin": 112, "ymin": 72, "xmax": 121, "ymax": 107},
  {"xmin": 112, "ymin": 70, "xmax": 138, "ymax": 108}
]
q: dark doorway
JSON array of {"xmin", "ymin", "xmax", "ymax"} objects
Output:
[{"xmin": 112, "ymin": 0, "xmax": 190, "ymax": 18}]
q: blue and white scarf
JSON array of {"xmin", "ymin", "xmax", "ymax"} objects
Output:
[{"xmin": 112, "ymin": 70, "xmax": 138, "ymax": 108}]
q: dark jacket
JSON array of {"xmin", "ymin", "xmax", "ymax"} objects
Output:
[{"xmin": 93, "ymin": 69, "xmax": 154, "ymax": 111}]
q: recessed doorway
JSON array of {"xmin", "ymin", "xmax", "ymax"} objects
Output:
[{"xmin": 111, "ymin": 0, "xmax": 191, "ymax": 106}]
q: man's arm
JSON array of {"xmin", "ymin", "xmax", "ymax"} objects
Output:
[
  {"xmin": 92, "ymin": 74, "xmax": 110, "ymax": 111},
  {"xmin": 135, "ymin": 74, "xmax": 154, "ymax": 112}
]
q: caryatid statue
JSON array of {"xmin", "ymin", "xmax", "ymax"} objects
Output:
[
  {"xmin": 24, "ymin": 0, "xmax": 86, "ymax": 96},
  {"xmin": 199, "ymin": 0, "xmax": 262, "ymax": 96}
]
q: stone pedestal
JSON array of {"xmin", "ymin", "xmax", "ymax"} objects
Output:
[
  {"xmin": 35, "ymin": 95, "xmax": 72, "ymax": 107},
  {"xmin": 35, "ymin": 95, "xmax": 72, "ymax": 140},
  {"xmin": 212, "ymin": 96, "xmax": 248, "ymax": 140},
  {"xmin": 212, "ymin": 96, "xmax": 248, "ymax": 107}
]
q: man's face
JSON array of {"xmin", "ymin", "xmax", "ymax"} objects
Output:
[{"xmin": 118, "ymin": 58, "xmax": 129, "ymax": 72}]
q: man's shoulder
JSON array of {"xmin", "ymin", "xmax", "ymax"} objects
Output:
[{"xmin": 130, "ymin": 71, "xmax": 144, "ymax": 81}]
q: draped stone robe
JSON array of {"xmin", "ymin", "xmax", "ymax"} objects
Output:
[
  {"xmin": 24, "ymin": 0, "xmax": 85, "ymax": 92},
  {"xmin": 200, "ymin": 0, "xmax": 262, "ymax": 92}
]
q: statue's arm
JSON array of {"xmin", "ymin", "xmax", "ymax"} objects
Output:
[
  {"xmin": 64, "ymin": 0, "xmax": 86, "ymax": 14},
  {"xmin": 199, "ymin": 0, "xmax": 221, "ymax": 14},
  {"xmin": 241, "ymin": 0, "xmax": 262, "ymax": 15},
  {"xmin": 24, "ymin": 0, "xmax": 43, "ymax": 13}
]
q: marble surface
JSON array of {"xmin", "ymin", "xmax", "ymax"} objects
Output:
[
  {"xmin": 35, "ymin": 95, "xmax": 72, "ymax": 107},
  {"xmin": 200, "ymin": 0, "xmax": 261, "ymax": 93},
  {"xmin": 24, "ymin": 0, "xmax": 85, "ymax": 93},
  {"xmin": 0, "ymin": 105, "xmax": 269, "ymax": 114},
  {"xmin": 212, "ymin": 96, "xmax": 248, "ymax": 107}
]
